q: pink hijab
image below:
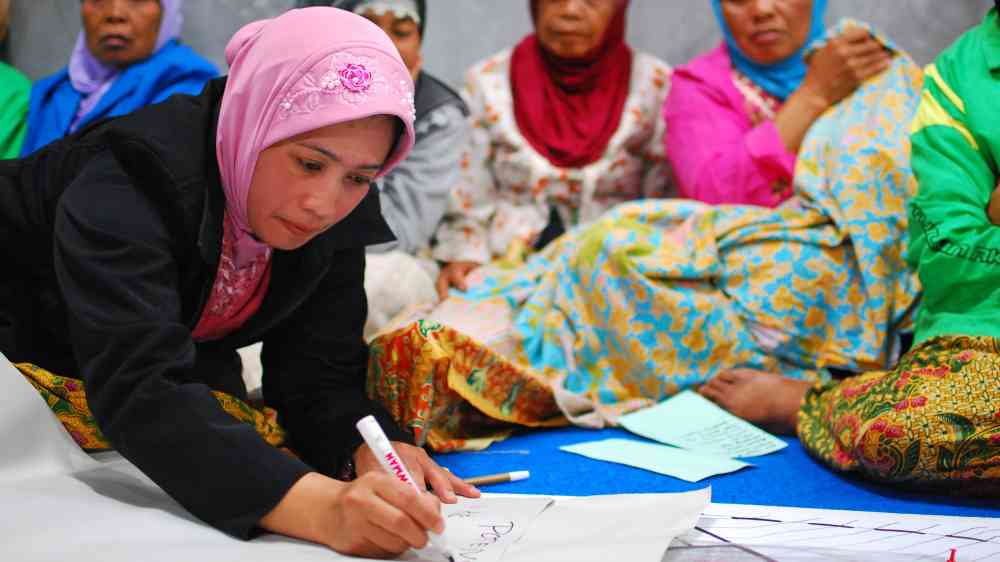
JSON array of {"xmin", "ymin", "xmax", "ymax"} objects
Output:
[{"xmin": 217, "ymin": 7, "xmax": 417, "ymax": 267}]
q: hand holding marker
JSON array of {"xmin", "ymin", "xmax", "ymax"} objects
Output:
[{"xmin": 356, "ymin": 415, "xmax": 457, "ymax": 562}]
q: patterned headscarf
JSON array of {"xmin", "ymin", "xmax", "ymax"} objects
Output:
[{"xmin": 217, "ymin": 7, "xmax": 416, "ymax": 266}]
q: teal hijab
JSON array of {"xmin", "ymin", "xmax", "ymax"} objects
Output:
[{"xmin": 711, "ymin": 0, "xmax": 828, "ymax": 100}]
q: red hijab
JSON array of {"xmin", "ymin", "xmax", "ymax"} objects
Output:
[{"xmin": 510, "ymin": 0, "xmax": 632, "ymax": 169}]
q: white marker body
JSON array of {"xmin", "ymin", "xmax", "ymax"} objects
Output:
[
  {"xmin": 357, "ymin": 415, "xmax": 419, "ymax": 489},
  {"xmin": 355, "ymin": 415, "xmax": 455, "ymax": 562}
]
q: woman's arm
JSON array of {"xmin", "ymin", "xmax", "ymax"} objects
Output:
[
  {"xmin": 256, "ymin": 221, "xmax": 474, "ymax": 480},
  {"xmin": 431, "ymin": 68, "xmax": 500, "ymax": 266},
  {"xmin": 258, "ymin": 471, "xmax": 448, "ymax": 559},
  {"xmin": 776, "ymin": 27, "xmax": 892, "ymax": 153},
  {"xmin": 53, "ymin": 153, "xmax": 312, "ymax": 539},
  {"xmin": 664, "ymin": 71, "xmax": 794, "ymax": 207},
  {"xmin": 639, "ymin": 59, "xmax": 673, "ymax": 199},
  {"xmin": 259, "ymin": 247, "xmax": 411, "ymax": 474},
  {"xmin": 908, "ymin": 62, "xmax": 1000, "ymax": 322},
  {"xmin": 432, "ymin": 67, "xmax": 500, "ymax": 298}
]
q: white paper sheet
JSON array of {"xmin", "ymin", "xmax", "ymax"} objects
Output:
[
  {"xmin": 0, "ymin": 355, "xmax": 710, "ymax": 562},
  {"xmin": 0, "ymin": 354, "xmax": 97, "ymax": 482},
  {"xmin": 402, "ymin": 496, "xmax": 555, "ymax": 562},
  {"xmin": 666, "ymin": 503, "xmax": 1000, "ymax": 561},
  {"xmin": 503, "ymin": 489, "xmax": 711, "ymax": 562}
]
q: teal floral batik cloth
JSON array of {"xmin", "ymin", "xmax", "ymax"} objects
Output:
[{"xmin": 373, "ymin": 22, "xmax": 924, "ymax": 428}]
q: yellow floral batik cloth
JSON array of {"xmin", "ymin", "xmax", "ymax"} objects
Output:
[
  {"xmin": 799, "ymin": 336, "xmax": 1000, "ymax": 492},
  {"xmin": 367, "ymin": 320, "xmax": 567, "ymax": 452},
  {"xmin": 17, "ymin": 363, "xmax": 287, "ymax": 451},
  {"xmin": 369, "ymin": 48, "xmax": 925, "ymax": 451}
]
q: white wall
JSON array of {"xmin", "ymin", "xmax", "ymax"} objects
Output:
[{"xmin": 10, "ymin": 1, "xmax": 993, "ymax": 87}]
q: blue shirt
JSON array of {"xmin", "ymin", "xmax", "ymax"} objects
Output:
[{"xmin": 21, "ymin": 40, "xmax": 217, "ymax": 156}]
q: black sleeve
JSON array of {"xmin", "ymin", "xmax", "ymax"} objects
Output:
[
  {"xmin": 0, "ymin": 161, "xmax": 37, "ymax": 361},
  {"xmin": 53, "ymin": 153, "xmax": 311, "ymax": 539},
  {"xmin": 261, "ymin": 248, "xmax": 413, "ymax": 477},
  {"xmin": 0, "ymin": 274, "xmax": 30, "ymax": 361}
]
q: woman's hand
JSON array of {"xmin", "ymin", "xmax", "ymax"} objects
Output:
[
  {"xmin": 258, "ymin": 471, "xmax": 446, "ymax": 559},
  {"xmin": 777, "ymin": 27, "xmax": 893, "ymax": 153},
  {"xmin": 988, "ymin": 180, "xmax": 1000, "ymax": 225},
  {"xmin": 354, "ymin": 441, "xmax": 482, "ymax": 503},
  {"xmin": 436, "ymin": 261, "xmax": 480, "ymax": 301},
  {"xmin": 799, "ymin": 26, "xmax": 893, "ymax": 109}
]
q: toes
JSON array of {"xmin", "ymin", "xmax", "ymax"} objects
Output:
[
  {"xmin": 699, "ymin": 375, "xmax": 730, "ymax": 397},
  {"xmin": 716, "ymin": 370, "xmax": 741, "ymax": 383},
  {"xmin": 700, "ymin": 384, "xmax": 722, "ymax": 404}
]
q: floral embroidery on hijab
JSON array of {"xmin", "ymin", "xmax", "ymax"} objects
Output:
[{"xmin": 276, "ymin": 50, "xmax": 416, "ymax": 121}]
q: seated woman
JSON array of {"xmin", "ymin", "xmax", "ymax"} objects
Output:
[
  {"xmin": 702, "ymin": 6, "xmax": 1000, "ymax": 491},
  {"xmin": 0, "ymin": 0, "xmax": 30, "ymax": 158},
  {"xmin": 1, "ymin": 8, "xmax": 476, "ymax": 557},
  {"xmin": 664, "ymin": 0, "xmax": 891, "ymax": 206},
  {"xmin": 366, "ymin": 18, "xmax": 922, "ymax": 452},
  {"xmin": 300, "ymin": 0, "xmax": 470, "ymax": 337},
  {"xmin": 433, "ymin": 0, "xmax": 672, "ymax": 300},
  {"xmin": 19, "ymin": 0, "xmax": 217, "ymax": 155}
]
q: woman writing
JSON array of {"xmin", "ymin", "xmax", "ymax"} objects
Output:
[{"xmin": 1, "ymin": 7, "xmax": 476, "ymax": 558}]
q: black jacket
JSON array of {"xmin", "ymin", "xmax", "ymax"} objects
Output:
[{"xmin": 0, "ymin": 78, "xmax": 411, "ymax": 538}]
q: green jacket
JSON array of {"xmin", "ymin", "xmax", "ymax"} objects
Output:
[
  {"xmin": 908, "ymin": 9, "xmax": 1000, "ymax": 343},
  {"xmin": 0, "ymin": 61, "xmax": 29, "ymax": 159}
]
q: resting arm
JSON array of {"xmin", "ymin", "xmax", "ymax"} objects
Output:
[
  {"xmin": 663, "ymin": 71, "xmax": 796, "ymax": 207},
  {"xmin": 431, "ymin": 70, "xmax": 498, "ymax": 265},
  {"xmin": 907, "ymin": 65, "xmax": 1000, "ymax": 326}
]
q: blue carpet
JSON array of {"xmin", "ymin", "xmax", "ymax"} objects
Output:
[{"xmin": 433, "ymin": 427, "xmax": 1000, "ymax": 518}]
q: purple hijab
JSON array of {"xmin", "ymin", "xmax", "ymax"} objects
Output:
[{"xmin": 68, "ymin": 0, "xmax": 183, "ymax": 131}]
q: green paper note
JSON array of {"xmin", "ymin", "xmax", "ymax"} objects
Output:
[
  {"xmin": 560, "ymin": 438, "xmax": 750, "ymax": 482},
  {"xmin": 619, "ymin": 390, "xmax": 787, "ymax": 458}
]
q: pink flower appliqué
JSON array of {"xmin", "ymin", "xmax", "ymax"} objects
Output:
[{"xmin": 339, "ymin": 63, "xmax": 373, "ymax": 93}]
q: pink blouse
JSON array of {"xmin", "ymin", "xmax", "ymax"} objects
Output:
[
  {"xmin": 191, "ymin": 212, "xmax": 272, "ymax": 342},
  {"xmin": 663, "ymin": 43, "xmax": 796, "ymax": 207}
]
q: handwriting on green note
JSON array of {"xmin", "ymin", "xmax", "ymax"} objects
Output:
[{"xmin": 619, "ymin": 390, "xmax": 787, "ymax": 458}]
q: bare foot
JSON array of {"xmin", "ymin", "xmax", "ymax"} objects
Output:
[{"xmin": 699, "ymin": 369, "xmax": 812, "ymax": 435}]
